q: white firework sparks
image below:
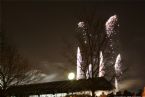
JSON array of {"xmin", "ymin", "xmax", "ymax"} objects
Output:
[
  {"xmin": 114, "ymin": 54, "xmax": 122, "ymax": 75},
  {"xmin": 78, "ymin": 22, "xmax": 85, "ymax": 28},
  {"xmin": 77, "ymin": 47, "xmax": 84, "ymax": 80},
  {"xmin": 99, "ymin": 51, "xmax": 105, "ymax": 77},
  {"xmin": 86, "ymin": 64, "xmax": 92, "ymax": 79},
  {"xmin": 105, "ymin": 15, "xmax": 118, "ymax": 37},
  {"xmin": 114, "ymin": 54, "xmax": 122, "ymax": 92},
  {"xmin": 115, "ymin": 77, "xmax": 119, "ymax": 92}
]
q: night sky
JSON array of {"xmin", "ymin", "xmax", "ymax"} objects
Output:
[{"xmin": 1, "ymin": 0, "xmax": 145, "ymax": 90}]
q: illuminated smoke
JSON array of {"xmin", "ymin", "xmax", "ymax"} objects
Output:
[
  {"xmin": 105, "ymin": 15, "xmax": 118, "ymax": 37},
  {"xmin": 99, "ymin": 51, "xmax": 105, "ymax": 77},
  {"xmin": 77, "ymin": 47, "xmax": 83, "ymax": 80}
]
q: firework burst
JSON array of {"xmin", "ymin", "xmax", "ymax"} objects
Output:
[{"xmin": 105, "ymin": 15, "xmax": 118, "ymax": 37}]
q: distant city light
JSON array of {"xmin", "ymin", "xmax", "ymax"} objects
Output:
[{"xmin": 68, "ymin": 72, "xmax": 75, "ymax": 80}]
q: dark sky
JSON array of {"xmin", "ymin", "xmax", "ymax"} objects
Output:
[{"xmin": 1, "ymin": 0, "xmax": 145, "ymax": 90}]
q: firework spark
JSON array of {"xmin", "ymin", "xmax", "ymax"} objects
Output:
[
  {"xmin": 105, "ymin": 15, "xmax": 118, "ymax": 37},
  {"xmin": 78, "ymin": 22, "xmax": 85, "ymax": 28},
  {"xmin": 114, "ymin": 54, "xmax": 122, "ymax": 92},
  {"xmin": 99, "ymin": 51, "xmax": 105, "ymax": 77},
  {"xmin": 77, "ymin": 47, "xmax": 83, "ymax": 80},
  {"xmin": 114, "ymin": 54, "xmax": 122, "ymax": 76},
  {"xmin": 115, "ymin": 77, "xmax": 119, "ymax": 92},
  {"xmin": 86, "ymin": 64, "xmax": 92, "ymax": 79}
]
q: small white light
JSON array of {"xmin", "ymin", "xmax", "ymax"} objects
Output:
[
  {"xmin": 68, "ymin": 72, "xmax": 75, "ymax": 80},
  {"xmin": 78, "ymin": 22, "xmax": 85, "ymax": 28}
]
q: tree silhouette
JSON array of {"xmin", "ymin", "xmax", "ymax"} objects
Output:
[{"xmin": 0, "ymin": 1, "xmax": 44, "ymax": 97}]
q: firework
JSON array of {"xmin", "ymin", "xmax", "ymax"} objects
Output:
[
  {"xmin": 99, "ymin": 51, "xmax": 105, "ymax": 77},
  {"xmin": 86, "ymin": 64, "xmax": 92, "ymax": 79},
  {"xmin": 77, "ymin": 47, "xmax": 83, "ymax": 80},
  {"xmin": 114, "ymin": 54, "xmax": 122, "ymax": 76},
  {"xmin": 115, "ymin": 77, "xmax": 119, "ymax": 92},
  {"xmin": 105, "ymin": 15, "xmax": 118, "ymax": 37},
  {"xmin": 78, "ymin": 22, "xmax": 85, "ymax": 28},
  {"xmin": 114, "ymin": 54, "xmax": 122, "ymax": 92}
]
